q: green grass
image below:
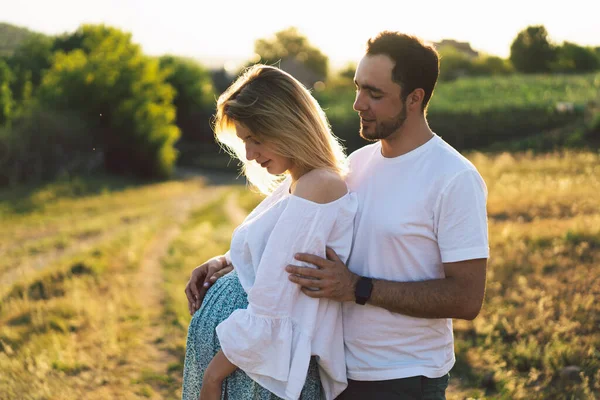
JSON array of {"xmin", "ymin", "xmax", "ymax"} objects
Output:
[
  {"xmin": 317, "ymin": 72, "xmax": 600, "ymax": 118},
  {"xmin": 1, "ymin": 153, "xmax": 599, "ymax": 399},
  {"xmin": 450, "ymin": 151, "xmax": 600, "ymax": 399},
  {"xmin": 316, "ymin": 73, "xmax": 600, "ymax": 152},
  {"xmin": 160, "ymin": 188, "xmax": 251, "ymax": 369},
  {"xmin": 0, "ymin": 173, "xmax": 231, "ymax": 399},
  {"xmin": 0, "ymin": 221, "xmax": 164, "ymax": 399},
  {"xmin": 430, "ymin": 72, "xmax": 600, "ymax": 112}
]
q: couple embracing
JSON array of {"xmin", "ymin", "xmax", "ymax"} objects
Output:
[{"xmin": 181, "ymin": 31, "xmax": 489, "ymax": 400}]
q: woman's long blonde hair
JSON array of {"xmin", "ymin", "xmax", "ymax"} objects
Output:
[{"xmin": 213, "ymin": 65, "xmax": 347, "ymax": 194}]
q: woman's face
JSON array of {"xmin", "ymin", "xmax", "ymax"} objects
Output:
[{"xmin": 235, "ymin": 122, "xmax": 294, "ymax": 175}]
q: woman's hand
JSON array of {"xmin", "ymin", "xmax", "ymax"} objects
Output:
[
  {"xmin": 199, "ymin": 351, "xmax": 237, "ymax": 399},
  {"xmin": 185, "ymin": 255, "xmax": 233, "ymax": 315},
  {"xmin": 199, "ymin": 379, "xmax": 222, "ymax": 400}
]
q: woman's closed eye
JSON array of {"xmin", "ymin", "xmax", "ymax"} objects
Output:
[{"xmin": 243, "ymin": 135, "xmax": 261, "ymax": 145}]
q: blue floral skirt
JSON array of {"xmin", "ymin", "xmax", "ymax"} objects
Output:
[{"xmin": 181, "ymin": 270, "xmax": 322, "ymax": 400}]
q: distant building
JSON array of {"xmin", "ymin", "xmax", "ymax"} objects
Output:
[{"xmin": 434, "ymin": 39, "xmax": 479, "ymax": 58}]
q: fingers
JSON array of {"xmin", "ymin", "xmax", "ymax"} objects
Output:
[
  {"xmin": 288, "ymin": 274, "xmax": 325, "ymax": 289},
  {"xmin": 187, "ymin": 299, "xmax": 193, "ymax": 315},
  {"xmin": 301, "ymin": 286, "xmax": 327, "ymax": 298},
  {"xmin": 189, "ymin": 264, "xmax": 233, "ymax": 315},
  {"xmin": 185, "ymin": 283, "xmax": 194, "ymax": 306},
  {"xmin": 325, "ymin": 247, "xmax": 341, "ymax": 262},
  {"xmin": 208, "ymin": 265, "xmax": 233, "ymax": 285},
  {"xmin": 294, "ymin": 253, "xmax": 329, "ymax": 268},
  {"xmin": 204, "ymin": 261, "xmax": 226, "ymax": 285},
  {"xmin": 186, "ymin": 285, "xmax": 199, "ymax": 315},
  {"xmin": 285, "ymin": 264, "xmax": 325, "ymax": 278},
  {"xmin": 189, "ymin": 269, "xmax": 205, "ymax": 300}
]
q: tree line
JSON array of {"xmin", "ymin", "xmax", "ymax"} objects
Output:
[{"xmin": 0, "ymin": 23, "xmax": 598, "ymax": 186}]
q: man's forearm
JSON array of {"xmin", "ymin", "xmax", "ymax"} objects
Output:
[
  {"xmin": 287, "ymin": 253, "xmax": 486, "ymax": 319},
  {"xmin": 368, "ymin": 277, "xmax": 481, "ymax": 320}
]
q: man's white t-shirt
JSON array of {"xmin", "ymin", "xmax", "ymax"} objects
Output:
[{"xmin": 343, "ymin": 134, "xmax": 489, "ymax": 381}]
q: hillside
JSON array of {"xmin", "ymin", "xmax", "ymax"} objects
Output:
[{"xmin": 0, "ymin": 22, "xmax": 39, "ymax": 56}]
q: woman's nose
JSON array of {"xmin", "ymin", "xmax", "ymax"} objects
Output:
[{"xmin": 245, "ymin": 143, "xmax": 258, "ymax": 161}]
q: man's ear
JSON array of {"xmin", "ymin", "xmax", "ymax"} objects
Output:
[{"xmin": 407, "ymin": 88, "xmax": 425, "ymax": 110}]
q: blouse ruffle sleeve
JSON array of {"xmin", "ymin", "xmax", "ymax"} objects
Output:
[{"xmin": 216, "ymin": 194, "xmax": 356, "ymax": 400}]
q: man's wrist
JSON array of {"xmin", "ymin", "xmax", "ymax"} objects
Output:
[{"xmin": 346, "ymin": 273, "xmax": 360, "ymax": 302}]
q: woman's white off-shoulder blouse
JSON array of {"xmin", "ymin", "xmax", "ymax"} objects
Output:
[{"xmin": 216, "ymin": 176, "xmax": 358, "ymax": 400}]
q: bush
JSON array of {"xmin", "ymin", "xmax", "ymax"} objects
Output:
[
  {"xmin": 427, "ymin": 106, "xmax": 579, "ymax": 150},
  {"xmin": 510, "ymin": 25, "xmax": 557, "ymax": 73},
  {"xmin": 158, "ymin": 56, "xmax": 215, "ymax": 143},
  {"xmin": 553, "ymin": 42, "xmax": 600, "ymax": 73},
  {"xmin": 471, "ymin": 55, "xmax": 514, "ymax": 76},
  {"xmin": 37, "ymin": 25, "xmax": 180, "ymax": 179},
  {"xmin": 0, "ymin": 106, "xmax": 98, "ymax": 186},
  {"xmin": 0, "ymin": 59, "xmax": 14, "ymax": 125},
  {"xmin": 438, "ymin": 47, "xmax": 474, "ymax": 81}
]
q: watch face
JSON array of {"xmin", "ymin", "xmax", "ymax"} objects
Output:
[{"xmin": 355, "ymin": 277, "xmax": 373, "ymax": 305}]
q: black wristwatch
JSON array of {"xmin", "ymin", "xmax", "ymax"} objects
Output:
[{"xmin": 354, "ymin": 277, "xmax": 373, "ymax": 305}]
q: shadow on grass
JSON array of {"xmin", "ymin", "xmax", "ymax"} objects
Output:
[
  {"xmin": 451, "ymin": 330, "xmax": 499, "ymax": 398},
  {"xmin": 0, "ymin": 173, "xmax": 150, "ymax": 215}
]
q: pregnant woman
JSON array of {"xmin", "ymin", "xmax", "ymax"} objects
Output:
[{"xmin": 181, "ymin": 65, "xmax": 357, "ymax": 400}]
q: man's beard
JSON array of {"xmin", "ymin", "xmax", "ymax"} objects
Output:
[{"xmin": 359, "ymin": 102, "xmax": 407, "ymax": 141}]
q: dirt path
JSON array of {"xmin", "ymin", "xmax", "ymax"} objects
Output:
[
  {"xmin": 0, "ymin": 172, "xmax": 236, "ymax": 294},
  {"xmin": 132, "ymin": 187, "xmax": 226, "ymax": 398},
  {"xmin": 81, "ymin": 185, "xmax": 227, "ymax": 400},
  {"xmin": 0, "ymin": 214, "xmax": 162, "ymax": 293}
]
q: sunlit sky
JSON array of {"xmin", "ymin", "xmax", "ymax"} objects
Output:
[{"xmin": 2, "ymin": 0, "xmax": 599, "ymax": 70}]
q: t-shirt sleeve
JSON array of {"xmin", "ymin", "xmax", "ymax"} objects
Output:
[
  {"xmin": 216, "ymin": 195, "xmax": 351, "ymax": 400},
  {"xmin": 435, "ymin": 169, "xmax": 489, "ymax": 263}
]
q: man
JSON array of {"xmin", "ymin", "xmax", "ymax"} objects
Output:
[
  {"xmin": 284, "ymin": 32, "xmax": 489, "ymax": 399},
  {"xmin": 186, "ymin": 31, "xmax": 489, "ymax": 399}
]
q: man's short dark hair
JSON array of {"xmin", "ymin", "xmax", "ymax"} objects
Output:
[{"xmin": 366, "ymin": 31, "xmax": 439, "ymax": 111}]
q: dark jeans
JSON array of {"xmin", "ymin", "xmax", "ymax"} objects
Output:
[{"xmin": 336, "ymin": 374, "xmax": 449, "ymax": 400}]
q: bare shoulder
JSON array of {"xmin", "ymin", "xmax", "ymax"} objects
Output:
[{"xmin": 292, "ymin": 169, "xmax": 348, "ymax": 204}]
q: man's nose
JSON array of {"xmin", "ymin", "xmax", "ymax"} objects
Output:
[{"xmin": 353, "ymin": 91, "xmax": 368, "ymax": 112}]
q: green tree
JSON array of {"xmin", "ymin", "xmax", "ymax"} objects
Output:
[
  {"xmin": 254, "ymin": 27, "xmax": 329, "ymax": 79},
  {"xmin": 0, "ymin": 22, "xmax": 36, "ymax": 56},
  {"xmin": 471, "ymin": 55, "xmax": 514, "ymax": 76},
  {"xmin": 510, "ymin": 25, "xmax": 557, "ymax": 73},
  {"xmin": 337, "ymin": 62, "xmax": 357, "ymax": 80},
  {"xmin": 0, "ymin": 59, "xmax": 14, "ymax": 125},
  {"xmin": 52, "ymin": 29, "xmax": 87, "ymax": 54},
  {"xmin": 6, "ymin": 33, "xmax": 54, "ymax": 103},
  {"xmin": 38, "ymin": 24, "xmax": 180, "ymax": 179},
  {"xmin": 438, "ymin": 46, "xmax": 474, "ymax": 81},
  {"xmin": 158, "ymin": 56, "xmax": 215, "ymax": 142},
  {"xmin": 0, "ymin": 106, "xmax": 95, "ymax": 186},
  {"xmin": 553, "ymin": 42, "xmax": 600, "ymax": 72}
]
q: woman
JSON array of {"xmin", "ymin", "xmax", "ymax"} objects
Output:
[{"xmin": 181, "ymin": 65, "xmax": 357, "ymax": 400}]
